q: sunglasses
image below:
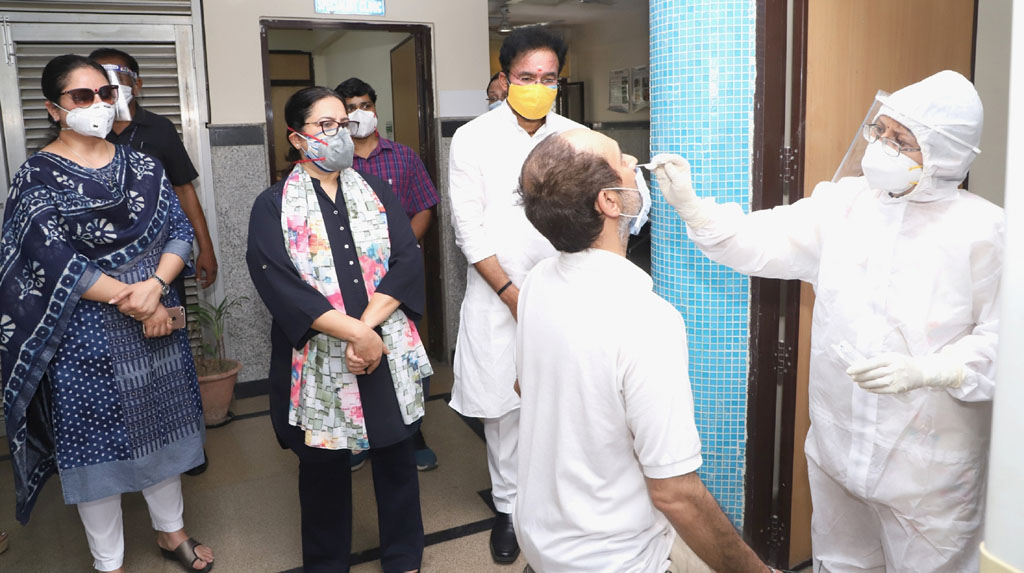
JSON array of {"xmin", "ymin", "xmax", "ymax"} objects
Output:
[{"xmin": 60, "ymin": 84, "xmax": 119, "ymax": 107}]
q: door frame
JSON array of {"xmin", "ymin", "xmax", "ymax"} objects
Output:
[
  {"xmin": 745, "ymin": 0, "xmax": 808, "ymax": 567},
  {"xmin": 258, "ymin": 19, "xmax": 438, "ymax": 187}
]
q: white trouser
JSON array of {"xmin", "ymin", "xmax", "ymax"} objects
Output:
[
  {"xmin": 483, "ymin": 408, "xmax": 520, "ymax": 514},
  {"xmin": 808, "ymin": 456, "xmax": 980, "ymax": 572},
  {"xmin": 76, "ymin": 475, "xmax": 185, "ymax": 571}
]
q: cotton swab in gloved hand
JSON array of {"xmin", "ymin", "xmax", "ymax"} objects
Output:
[{"xmin": 638, "ymin": 155, "xmax": 676, "ymax": 171}]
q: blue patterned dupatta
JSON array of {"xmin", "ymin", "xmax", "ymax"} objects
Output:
[{"xmin": 1, "ymin": 145, "xmax": 193, "ymax": 523}]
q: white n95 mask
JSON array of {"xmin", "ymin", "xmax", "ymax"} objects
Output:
[
  {"xmin": 860, "ymin": 140, "xmax": 922, "ymax": 196},
  {"xmin": 55, "ymin": 102, "xmax": 116, "ymax": 139},
  {"xmin": 347, "ymin": 109, "xmax": 377, "ymax": 139}
]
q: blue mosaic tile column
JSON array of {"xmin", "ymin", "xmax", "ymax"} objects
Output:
[{"xmin": 649, "ymin": 0, "xmax": 756, "ymax": 527}]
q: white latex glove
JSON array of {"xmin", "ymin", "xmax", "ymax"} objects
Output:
[
  {"xmin": 846, "ymin": 352, "xmax": 965, "ymax": 394},
  {"xmin": 648, "ymin": 153, "xmax": 711, "ymax": 229}
]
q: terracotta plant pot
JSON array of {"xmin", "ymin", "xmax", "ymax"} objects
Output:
[{"xmin": 197, "ymin": 359, "xmax": 242, "ymax": 427}]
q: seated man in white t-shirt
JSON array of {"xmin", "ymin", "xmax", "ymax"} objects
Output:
[{"xmin": 514, "ymin": 129, "xmax": 775, "ymax": 573}]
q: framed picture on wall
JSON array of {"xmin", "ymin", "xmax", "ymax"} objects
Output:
[
  {"xmin": 608, "ymin": 68, "xmax": 630, "ymax": 113},
  {"xmin": 630, "ymin": 65, "xmax": 649, "ymax": 113}
]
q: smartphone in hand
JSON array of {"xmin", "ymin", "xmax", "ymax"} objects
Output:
[
  {"xmin": 142, "ymin": 306, "xmax": 187, "ymax": 336},
  {"xmin": 167, "ymin": 305, "xmax": 186, "ymax": 330}
]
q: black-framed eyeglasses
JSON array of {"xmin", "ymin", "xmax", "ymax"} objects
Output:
[
  {"xmin": 509, "ymin": 73, "xmax": 559, "ymax": 87},
  {"xmin": 863, "ymin": 123, "xmax": 921, "ymax": 158},
  {"xmin": 303, "ymin": 119, "xmax": 357, "ymax": 137},
  {"xmin": 60, "ymin": 85, "xmax": 119, "ymax": 107}
]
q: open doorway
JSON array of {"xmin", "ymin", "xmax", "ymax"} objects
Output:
[{"xmin": 259, "ymin": 20, "xmax": 445, "ymax": 360}]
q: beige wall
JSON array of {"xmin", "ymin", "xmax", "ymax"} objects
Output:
[
  {"xmin": 972, "ymin": 0, "xmax": 1012, "ymax": 207},
  {"xmin": 203, "ymin": 0, "xmax": 489, "ymax": 124},
  {"xmin": 318, "ymin": 31, "xmax": 411, "ymax": 139},
  {"xmin": 569, "ymin": 9, "xmax": 650, "ymax": 124}
]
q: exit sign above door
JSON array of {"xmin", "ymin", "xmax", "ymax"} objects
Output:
[{"xmin": 314, "ymin": 0, "xmax": 385, "ymax": 16}]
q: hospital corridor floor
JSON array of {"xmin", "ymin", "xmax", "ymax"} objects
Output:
[{"xmin": 0, "ymin": 365, "xmax": 539, "ymax": 572}]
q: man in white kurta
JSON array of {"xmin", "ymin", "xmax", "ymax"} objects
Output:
[
  {"xmin": 514, "ymin": 129, "xmax": 773, "ymax": 572},
  {"xmin": 447, "ymin": 26, "xmax": 584, "ymax": 562}
]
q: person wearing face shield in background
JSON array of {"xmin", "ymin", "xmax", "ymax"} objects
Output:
[
  {"xmin": 486, "ymin": 72, "xmax": 508, "ymax": 112},
  {"xmin": 88, "ymin": 49, "xmax": 219, "ymax": 291},
  {"xmin": 652, "ymin": 70, "xmax": 1003, "ymax": 571}
]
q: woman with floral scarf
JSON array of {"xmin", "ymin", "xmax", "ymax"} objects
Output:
[
  {"xmin": 246, "ymin": 86, "xmax": 431, "ymax": 573},
  {"xmin": 0, "ymin": 55, "xmax": 212, "ymax": 571}
]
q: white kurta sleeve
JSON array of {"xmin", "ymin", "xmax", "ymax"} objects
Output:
[
  {"xmin": 448, "ymin": 128, "xmax": 494, "ymax": 265},
  {"xmin": 686, "ymin": 180, "xmax": 852, "ymax": 284}
]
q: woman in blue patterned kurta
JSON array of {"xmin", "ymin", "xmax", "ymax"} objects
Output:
[{"xmin": 0, "ymin": 55, "xmax": 213, "ymax": 572}]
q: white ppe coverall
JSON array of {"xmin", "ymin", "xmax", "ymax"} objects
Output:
[{"xmin": 684, "ymin": 71, "xmax": 1003, "ymax": 571}]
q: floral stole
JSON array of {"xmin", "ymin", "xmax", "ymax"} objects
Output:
[{"xmin": 280, "ymin": 166, "xmax": 431, "ymax": 450}]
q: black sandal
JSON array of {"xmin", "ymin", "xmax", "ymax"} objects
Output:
[{"xmin": 160, "ymin": 537, "xmax": 214, "ymax": 572}]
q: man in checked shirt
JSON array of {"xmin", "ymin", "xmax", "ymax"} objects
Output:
[
  {"xmin": 336, "ymin": 77, "xmax": 440, "ymax": 241},
  {"xmin": 335, "ymin": 77, "xmax": 441, "ymax": 473}
]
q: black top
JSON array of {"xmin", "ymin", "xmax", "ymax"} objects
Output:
[
  {"xmin": 246, "ymin": 169, "xmax": 424, "ymax": 461},
  {"xmin": 106, "ymin": 106, "xmax": 199, "ymax": 187}
]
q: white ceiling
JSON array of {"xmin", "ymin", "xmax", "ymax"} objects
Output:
[{"xmin": 487, "ymin": 0, "xmax": 648, "ymax": 32}]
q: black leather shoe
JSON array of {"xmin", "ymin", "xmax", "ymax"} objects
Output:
[
  {"xmin": 184, "ymin": 449, "xmax": 208, "ymax": 476},
  {"xmin": 490, "ymin": 511, "xmax": 519, "ymax": 563}
]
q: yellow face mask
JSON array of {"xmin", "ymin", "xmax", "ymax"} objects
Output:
[{"xmin": 506, "ymin": 83, "xmax": 558, "ymax": 120}]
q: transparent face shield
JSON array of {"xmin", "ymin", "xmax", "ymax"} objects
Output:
[
  {"xmin": 102, "ymin": 64, "xmax": 137, "ymax": 122},
  {"xmin": 831, "ymin": 90, "xmax": 888, "ymax": 183}
]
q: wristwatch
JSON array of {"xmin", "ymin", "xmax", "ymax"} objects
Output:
[{"xmin": 151, "ymin": 273, "xmax": 170, "ymax": 297}]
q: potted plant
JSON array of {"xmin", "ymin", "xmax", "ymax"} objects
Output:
[{"xmin": 190, "ymin": 295, "xmax": 248, "ymax": 427}]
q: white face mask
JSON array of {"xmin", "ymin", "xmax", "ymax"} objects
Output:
[
  {"xmin": 860, "ymin": 140, "xmax": 923, "ymax": 196},
  {"xmin": 103, "ymin": 67, "xmax": 135, "ymax": 122},
  {"xmin": 54, "ymin": 102, "xmax": 115, "ymax": 139},
  {"xmin": 601, "ymin": 168, "xmax": 652, "ymax": 236},
  {"xmin": 347, "ymin": 109, "xmax": 377, "ymax": 139}
]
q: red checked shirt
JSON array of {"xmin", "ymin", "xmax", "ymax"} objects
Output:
[{"xmin": 353, "ymin": 136, "xmax": 439, "ymax": 220}]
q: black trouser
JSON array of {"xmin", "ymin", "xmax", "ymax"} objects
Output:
[{"xmin": 298, "ymin": 434, "xmax": 424, "ymax": 572}]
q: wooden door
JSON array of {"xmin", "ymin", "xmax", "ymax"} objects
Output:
[
  {"xmin": 390, "ymin": 36, "xmax": 420, "ymax": 152},
  {"xmin": 790, "ymin": 0, "xmax": 976, "ymax": 564},
  {"xmin": 267, "ymin": 51, "xmax": 314, "ymax": 182}
]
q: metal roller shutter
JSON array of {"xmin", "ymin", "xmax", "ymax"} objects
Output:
[
  {"xmin": 0, "ymin": 1, "xmax": 190, "ymax": 16},
  {"xmin": 15, "ymin": 42, "xmax": 183, "ymax": 153}
]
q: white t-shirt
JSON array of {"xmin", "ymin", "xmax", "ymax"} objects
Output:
[{"xmin": 514, "ymin": 249, "xmax": 703, "ymax": 573}]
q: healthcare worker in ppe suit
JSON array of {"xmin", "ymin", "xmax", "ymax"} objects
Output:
[{"xmin": 652, "ymin": 70, "xmax": 1003, "ymax": 572}]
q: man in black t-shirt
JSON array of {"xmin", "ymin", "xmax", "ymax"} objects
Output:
[
  {"xmin": 91, "ymin": 48, "xmax": 219, "ymax": 476},
  {"xmin": 90, "ymin": 48, "xmax": 219, "ymax": 291}
]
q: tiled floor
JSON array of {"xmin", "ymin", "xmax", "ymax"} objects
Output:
[
  {"xmin": 0, "ymin": 363, "xmax": 803, "ymax": 572},
  {"xmin": 0, "ymin": 365, "xmax": 530, "ymax": 572}
]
